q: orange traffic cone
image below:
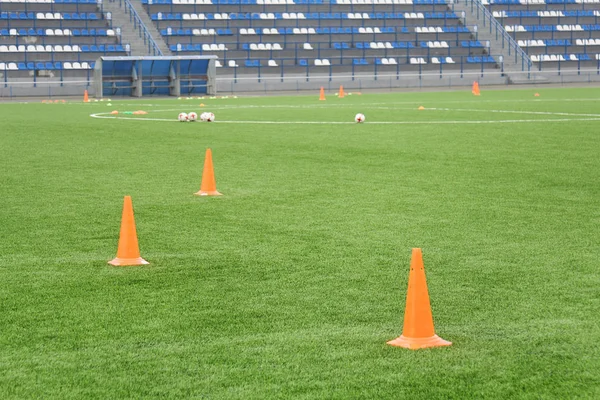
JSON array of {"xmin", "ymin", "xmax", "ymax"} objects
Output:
[
  {"xmin": 472, "ymin": 81, "xmax": 480, "ymax": 96},
  {"xmin": 194, "ymin": 148, "xmax": 222, "ymax": 196},
  {"xmin": 339, "ymin": 85, "xmax": 345, "ymax": 98},
  {"xmin": 387, "ymin": 248, "xmax": 451, "ymax": 349},
  {"xmin": 319, "ymin": 87, "xmax": 326, "ymax": 101},
  {"xmin": 83, "ymin": 90, "xmax": 89, "ymax": 103},
  {"xmin": 108, "ymin": 196, "xmax": 149, "ymax": 266}
]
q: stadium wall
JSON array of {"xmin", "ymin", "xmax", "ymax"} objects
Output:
[{"xmin": 2, "ymin": 68, "xmax": 600, "ymax": 98}]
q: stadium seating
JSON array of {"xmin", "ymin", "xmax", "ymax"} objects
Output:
[
  {"xmin": 484, "ymin": 0, "xmax": 600, "ymax": 70},
  {"xmin": 0, "ymin": 0, "xmax": 129, "ymax": 81},
  {"xmin": 143, "ymin": 0, "xmax": 498, "ymax": 77}
]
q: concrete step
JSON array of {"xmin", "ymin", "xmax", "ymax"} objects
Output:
[{"xmin": 101, "ymin": 0, "xmax": 170, "ymax": 56}]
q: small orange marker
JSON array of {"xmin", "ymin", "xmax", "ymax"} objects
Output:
[
  {"xmin": 194, "ymin": 148, "xmax": 222, "ymax": 196},
  {"xmin": 200, "ymin": 103, "xmax": 205, "ymax": 107},
  {"xmin": 534, "ymin": 93, "xmax": 540, "ymax": 97},
  {"xmin": 387, "ymin": 248, "xmax": 452, "ymax": 350},
  {"xmin": 111, "ymin": 111, "xmax": 119, "ymax": 115},
  {"xmin": 418, "ymin": 106, "xmax": 425, "ymax": 110},
  {"xmin": 83, "ymin": 90, "xmax": 89, "ymax": 103},
  {"xmin": 108, "ymin": 196, "xmax": 149, "ymax": 266},
  {"xmin": 472, "ymin": 81, "xmax": 480, "ymax": 96},
  {"xmin": 339, "ymin": 85, "xmax": 345, "ymax": 98},
  {"xmin": 319, "ymin": 87, "xmax": 326, "ymax": 101}
]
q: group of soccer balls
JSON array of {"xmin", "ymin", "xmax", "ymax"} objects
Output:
[
  {"xmin": 178, "ymin": 112, "xmax": 364, "ymax": 123},
  {"xmin": 178, "ymin": 112, "xmax": 215, "ymax": 122}
]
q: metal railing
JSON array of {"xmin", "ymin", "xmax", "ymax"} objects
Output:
[
  {"xmin": 3, "ymin": 67, "xmax": 600, "ymax": 97},
  {"xmin": 108, "ymin": 0, "xmax": 163, "ymax": 56},
  {"xmin": 455, "ymin": 0, "xmax": 531, "ymax": 74}
]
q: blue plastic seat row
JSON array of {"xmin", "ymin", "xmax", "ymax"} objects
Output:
[
  {"xmin": 11, "ymin": 61, "xmax": 96, "ymax": 70},
  {"xmin": 81, "ymin": 44, "xmax": 124, "ymax": 52},
  {"xmin": 501, "ymin": 10, "xmax": 597, "ymax": 17},
  {"xmin": 523, "ymin": 24, "xmax": 600, "ymax": 31},
  {"xmin": 442, "ymin": 26, "xmax": 470, "ymax": 33},
  {"xmin": 545, "ymin": 39, "xmax": 572, "ymax": 46},
  {"xmin": 0, "ymin": 12, "xmax": 99, "ymax": 20},
  {"xmin": 467, "ymin": 56, "xmax": 495, "ymax": 63},
  {"xmin": 170, "ymin": 44, "xmax": 203, "ymax": 51},
  {"xmin": 144, "ymin": 0, "xmax": 325, "ymax": 3},
  {"xmin": 172, "ymin": 42, "xmax": 422, "ymax": 51},
  {"xmin": 144, "ymin": 0, "xmax": 445, "ymax": 4},
  {"xmin": 0, "ymin": 28, "xmax": 110, "ymax": 36},
  {"xmin": 245, "ymin": 59, "xmax": 260, "ymax": 67},
  {"xmin": 356, "ymin": 41, "xmax": 416, "ymax": 49},
  {"xmin": 160, "ymin": 26, "xmax": 398, "ymax": 36},
  {"xmin": 490, "ymin": 0, "xmax": 576, "ymax": 3},
  {"xmin": 332, "ymin": 42, "xmax": 350, "ymax": 49},
  {"xmin": 353, "ymin": 58, "xmax": 369, "ymax": 65},
  {"xmin": 55, "ymin": 0, "xmax": 98, "ymax": 3},
  {"xmin": 160, "ymin": 28, "xmax": 233, "ymax": 35},
  {"xmin": 460, "ymin": 40, "xmax": 484, "ymax": 48},
  {"xmin": 151, "ymin": 12, "xmax": 458, "ymax": 20}
]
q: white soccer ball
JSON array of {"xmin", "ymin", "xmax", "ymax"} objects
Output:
[
  {"xmin": 200, "ymin": 112, "xmax": 208, "ymax": 122},
  {"xmin": 206, "ymin": 112, "xmax": 215, "ymax": 122},
  {"xmin": 354, "ymin": 113, "xmax": 365, "ymax": 123},
  {"xmin": 188, "ymin": 112, "xmax": 198, "ymax": 122},
  {"xmin": 178, "ymin": 112, "xmax": 189, "ymax": 122}
]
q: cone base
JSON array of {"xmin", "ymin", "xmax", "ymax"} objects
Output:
[
  {"xmin": 194, "ymin": 190, "xmax": 222, "ymax": 196},
  {"xmin": 108, "ymin": 257, "xmax": 149, "ymax": 266},
  {"xmin": 387, "ymin": 334, "xmax": 452, "ymax": 350}
]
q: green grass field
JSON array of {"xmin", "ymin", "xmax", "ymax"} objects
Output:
[{"xmin": 1, "ymin": 88, "xmax": 599, "ymax": 399}]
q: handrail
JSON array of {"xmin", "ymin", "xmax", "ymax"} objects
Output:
[
  {"xmin": 109, "ymin": 0, "xmax": 163, "ymax": 56},
  {"xmin": 455, "ymin": 0, "xmax": 531, "ymax": 74}
]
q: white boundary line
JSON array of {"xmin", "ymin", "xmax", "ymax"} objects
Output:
[{"xmin": 89, "ymin": 112, "xmax": 600, "ymax": 125}]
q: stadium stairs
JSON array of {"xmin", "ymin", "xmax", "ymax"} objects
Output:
[
  {"xmin": 452, "ymin": 0, "xmax": 541, "ymax": 83},
  {"xmin": 101, "ymin": 0, "xmax": 170, "ymax": 55}
]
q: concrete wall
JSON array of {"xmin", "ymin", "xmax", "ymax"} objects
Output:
[{"xmin": 2, "ymin": 68, "xmax": 600, "ymax": 98}]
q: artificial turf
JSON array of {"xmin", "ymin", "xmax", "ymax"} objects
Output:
[{"xmin": 0, "ymin": 88, "xmax": 599, "ymax": 399}]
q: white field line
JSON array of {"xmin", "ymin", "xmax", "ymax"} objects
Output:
[
  {"xmin": 90, "ymin": 107, "xmax": 600, "ymax": 117},
  {"xmin": 90, "ymin": 106, "xmax": 600, "ymax": 120},
  {"xmin": 89, "ymin": 112, "xmax": 600, "ymax": 125},
  {"xmin": 429, "ymin": 108, "xmax": 600, "ymax": 117}
]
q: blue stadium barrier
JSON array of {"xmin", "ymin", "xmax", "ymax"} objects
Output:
[{"xmin": 94, "ymin": 56, "xmax": 217, "ymax": 97}]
